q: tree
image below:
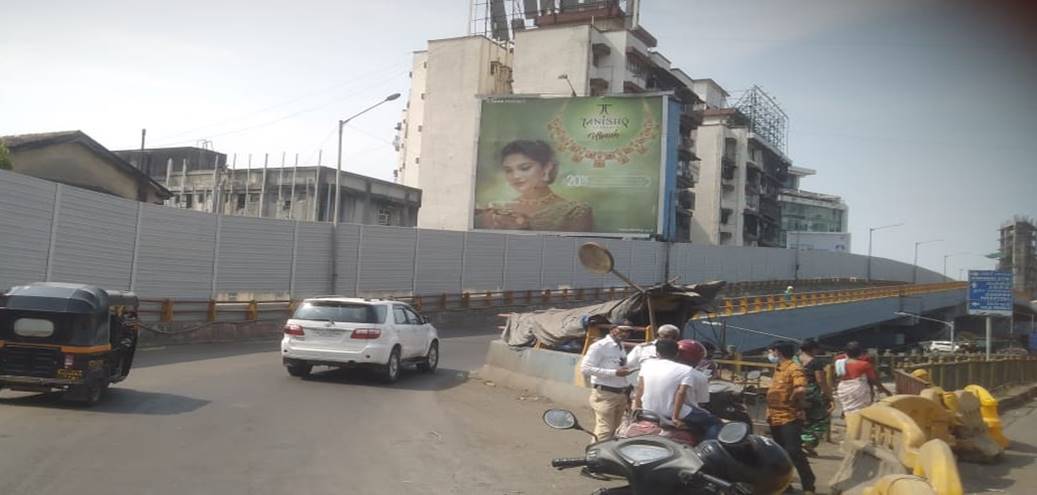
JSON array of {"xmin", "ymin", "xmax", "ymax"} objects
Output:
[{"xmin": 0, "ymin": 143, "xmax": 11, "ymax": 170}]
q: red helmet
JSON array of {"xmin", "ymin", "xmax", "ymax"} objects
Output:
[{"xmin": 677, "ymin": 339, "xmax": 706, "ymax": 366}]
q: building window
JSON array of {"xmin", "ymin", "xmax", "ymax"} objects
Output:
[
  {"xmin": 420, "ymin": 93, "xmax": 425, "ymax": 100},
  {"xmin": 377, "ymin": 208, "xmax": 393, "ymax": 226},
  {"xmin": 237, "ymin": 194, "xmax": 246, "ymax": 210},
  {"xmin": 415, "ymin": 157, "xmax": 420, "ymax": 164},
  {"xmin": 184, "ymin": 194, "xmax": 193, "ymax": 208},
  {"xmin": 417, "ymin": 125, "xmax": 422, "ymax": 132},
  {"xmin": 283, "ymin": 199, "xmax": 291, "ymax": 211}
]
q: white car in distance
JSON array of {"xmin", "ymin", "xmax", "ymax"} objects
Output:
[{"xmin": 281, "ymin": 297, "xmax": 439, "ymax": 383}]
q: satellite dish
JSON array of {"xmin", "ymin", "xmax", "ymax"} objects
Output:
[{"xmin": 579, "ymin": 242, "xmax": 614, "ymax": 275}]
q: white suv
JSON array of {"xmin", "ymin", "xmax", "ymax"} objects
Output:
[{"xmin": 281, "ymin": 297, "xmax": 439, "ymax": 383}]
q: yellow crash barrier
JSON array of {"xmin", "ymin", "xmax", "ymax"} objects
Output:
[
  {"xmin": 879, "ymin": 395, "xmax": 955, "ymax": 445},
  {"xmin": 845, "ymin": 403, "xmax": 927, "ymax": 468},
  {"xmin": 913, "ymin": 439, "xmax": 963, "ymax": 495},
  {"xmin": 963, "ymin": 384, "xmax": 1010, "ymax": 448},
  {"xmin": 863, "ymin": 474, "xmax": 935, "ymax": 495}
]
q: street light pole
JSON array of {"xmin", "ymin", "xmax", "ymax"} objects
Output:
[
  {"xmin": 912, "ymin": 239, "xmax": 943, "ymax": 284},
  {"xmin": 942, "ymin": 252, "xmax": 971, "ymax": 279},
  {"xmin": 894, "ymin": 311, "xmax": 956, "ymax": 352},
  {"xmin": 333, "ymin": 92, "xmax": 401, "ymax": 225},
  {"xmin": 867, "ymin": 223, "xmax": 903, "ymax": 281}
]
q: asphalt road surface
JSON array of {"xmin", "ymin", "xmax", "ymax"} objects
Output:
[
  {"xmin": 0, "ymin": 334, "xmax": 605, "ymax": 495},
  {"xmin": 958, "ymin": 397, "xmax": 1037, "ymax": 494}
]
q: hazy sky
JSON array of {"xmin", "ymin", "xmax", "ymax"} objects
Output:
[{"xmin": 2, "ymin": 0, "xmax": 1034, "ymax": 278}]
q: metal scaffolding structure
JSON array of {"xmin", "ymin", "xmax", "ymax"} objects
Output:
[
  {"xmin": 468, "ymin": 0, "xmax": 637, "ymax": 42},
  {"xmin": 734, "ymin": 85, "xmax": 789, "ymax": 154}
]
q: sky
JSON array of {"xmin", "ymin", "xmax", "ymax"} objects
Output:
[{"xmin": 2, "ymin": 0, "xmax": 1035, "ymax": 279}]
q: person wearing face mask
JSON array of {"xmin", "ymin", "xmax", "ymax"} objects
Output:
[
  {"xmin": 581, "ymin": 323, "xmax": 634, "ymax": 441},
  {"xmin": 796, "ymin": 339, "xmax": 833, "ymax": 457},
  {"xmin": 765, "ymin": 340, "xmax": 816, "ymax": 495},
  {"xmin": 473, "ymin": 139, "xmax": 593, "ymax": 232}
]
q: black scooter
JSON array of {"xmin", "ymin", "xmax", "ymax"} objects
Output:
[{"xmin": 543, "ymin": 409, "xmax": 794, "ymax": 495}]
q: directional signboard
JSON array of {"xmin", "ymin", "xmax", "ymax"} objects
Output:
[{"xmin": 967, "ymin": 270, "xmax": 1013, "ymax": 316}]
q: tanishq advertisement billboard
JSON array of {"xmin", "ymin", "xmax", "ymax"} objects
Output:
[{"xmin": 473, "ymin": 95, "xmax": 666, "ymax": 235}]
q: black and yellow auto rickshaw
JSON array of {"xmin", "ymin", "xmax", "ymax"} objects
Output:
[{"xmin": 0, "ymin": 282, "xmax": 139, "ymax": 404}]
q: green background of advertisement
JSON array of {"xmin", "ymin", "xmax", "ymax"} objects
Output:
[{"xmin": 474, "ymin": 96, "xmax": 664, "ymax": 234}]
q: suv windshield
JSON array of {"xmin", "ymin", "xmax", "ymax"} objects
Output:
[{"xmin": 293, "ymin": 302, "xmax": 386, "ymax": 324}]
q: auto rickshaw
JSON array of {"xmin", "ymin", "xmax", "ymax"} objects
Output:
[{"xmin": 0, "ymin": 282, "xmax": 139, "ymax": 405}]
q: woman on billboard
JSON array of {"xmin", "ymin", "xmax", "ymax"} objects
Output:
[{"xmin": 474, "ymin": 139, "xmax": 593, "ymax": 232}]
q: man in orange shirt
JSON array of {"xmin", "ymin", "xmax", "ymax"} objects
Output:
[{"xmin": 766, "ymin": 340, "xmax": 816, "ymax": 494}]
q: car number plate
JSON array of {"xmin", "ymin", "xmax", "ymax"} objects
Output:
[{"xmin": 314, "ymin": 329, "xmax": 339, "ymax": 337}]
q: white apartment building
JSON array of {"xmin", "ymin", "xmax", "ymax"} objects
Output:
[
  {"xmin": 395, "ymin": 2, "xmax": 703, "ymax": 237},
  {"xmin": 690, "ymin": 80, "xmax": 791, "ymax": 247}
]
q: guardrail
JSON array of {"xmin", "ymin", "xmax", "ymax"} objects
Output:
[
  {"xmin": 888, "ymin": 354, "xmax": 1037, "ymax": 393},
  {"xmin": 138, "ymin": 279, "xmax": 963, "ymax": 324}
]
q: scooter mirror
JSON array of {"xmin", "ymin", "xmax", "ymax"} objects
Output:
[
  {"xmin": 578, "ymin": 242, "xmax": 615, "ymax": 275},
  {"xmin": 746, "ymin": 370, "xmax": 762, "ymax": 380},
  {"xmin": 543, "ymin": 409, "xmax": 578, "ymax": 430}
]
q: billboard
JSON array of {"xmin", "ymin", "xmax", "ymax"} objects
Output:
[
  {"xmin": 473, "ymin": 95, "xmax": 668, "ymax": 236},
  {"xmin": 786, "ymin": 232, "xmax": 852, "ymax": 253}
]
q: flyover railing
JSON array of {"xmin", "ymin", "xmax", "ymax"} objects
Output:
[
  {"xmin": 136, "ymin": 279, "xmax": 965, "ymax": 324},
  {"xmin": 887, "ymin": 354, "xmax": 1037, "ymax": 393}
]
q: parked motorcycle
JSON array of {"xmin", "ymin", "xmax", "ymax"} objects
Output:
[
  {"xmin": 544, "ymin": 408, "xmax": 793, "ymax": 495},
  {"xmin": 704, "ymin": 378, "xmax": 756, "ymax": 429}
]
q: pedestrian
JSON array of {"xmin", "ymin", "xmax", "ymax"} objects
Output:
[
  {"xmin": 834, "ymin": 341, "xmax": 891, "ymax": 415},
  {"xmin": 797, "ymin": 339, "xmax": 833, "ymax": 456},
  {"xmin": 766, "ymin": 340, "xmax": 816, "ymax": 495},
  {"xmin": 580, "ymin": 323, "xmax": 634, "ymax": 441},
  {"xmin": 626, "ymin": 324, "xmax": 681, "ymax": 374},
  {"xmin": 633, "ymin": 339, "xmax": 708, "ymax": 421},
  {"xmin": 784, "ymin": 285, "xmax": 794, "ymax": 305}
]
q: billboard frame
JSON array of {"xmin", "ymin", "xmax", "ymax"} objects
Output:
[{"xmin": 473, "ymin": 92, "xmax": 676, "ymax": 240}]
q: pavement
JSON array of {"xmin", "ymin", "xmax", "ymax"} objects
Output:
[{"xmin": 0, "ymin": 333, "xmax": 605, "ymax": 495}]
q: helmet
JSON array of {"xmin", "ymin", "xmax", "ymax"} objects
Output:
[
  {"xmin": 695, "ymin": 433, "xmax": 794, "ymax": 494},
  {"xmin": 677, "ymin": 339, "xmax": 706, "ymax": 366}
]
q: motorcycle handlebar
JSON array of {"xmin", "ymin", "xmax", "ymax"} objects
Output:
[{"xmin": 550, "ymin": 457, "xmax": 588, "ymax": 469}]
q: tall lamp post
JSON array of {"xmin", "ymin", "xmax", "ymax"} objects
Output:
[
  {"xmin": 333, "ymin": 92, "xmax": 401, "ymax": 225},
  {"xmin": 867, "ymin": 223, "xmax": 903, "ymax": 281},
  {"xmin": 942, "ymin": 252, "xmax": 971, "ymax": 279},
  {"xmin": 894, "ymin": 311, "xmax": 956, "ymax": 353},
  {"xmin": 912, "ymin": 239, "xmax": 943, "ymax": 284}
]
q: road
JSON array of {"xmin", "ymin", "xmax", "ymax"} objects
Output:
[
  {"xmin": 0, "ymin": 333, "xmax": 604, "ymax": 495},
  {"xmin": 958, "ymin": 396, "xmax": 1037, "ymax": 494}
]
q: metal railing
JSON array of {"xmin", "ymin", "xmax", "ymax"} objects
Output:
[
  {"xmin": 888, "ymin": 354, "xmax": 1037, "ymax": 393},
  {"xmin": 138, "ymin": 280, "xmax": 965, "ymax": 324}
]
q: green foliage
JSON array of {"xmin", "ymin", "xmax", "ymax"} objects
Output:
[{"xmin": 0, "ymin": 143, "xmax": 11, "ymax": 170}]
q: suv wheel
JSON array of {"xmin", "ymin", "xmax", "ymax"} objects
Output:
[
  {"xmin": 286, "ymin": 362, "xmax": 312, "ymax": 378},
  {"xmin": 417, "ymin": 341, "xmax": 439, "ymax": 373},
  {"xmin": 382, "ymin": 347, "xmax": 401, "ymax": 384}
]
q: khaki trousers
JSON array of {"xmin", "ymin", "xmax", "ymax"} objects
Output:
[{"xmin": 589, "ymin": 388, "xmax": 627, "ymax": 441}]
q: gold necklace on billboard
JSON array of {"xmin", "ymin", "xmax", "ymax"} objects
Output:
[
  {"xmin": 547, "ymin": 99, "xmax": 660, "ymax": 168},
  {"xmin": 517, "ymin": 190, "xmax": 558, "ymax": 208}
]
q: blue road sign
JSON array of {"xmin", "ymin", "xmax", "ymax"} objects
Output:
[{"xmin": 967, "ymin": 270, "xmax": 1013, "ymax": 316}]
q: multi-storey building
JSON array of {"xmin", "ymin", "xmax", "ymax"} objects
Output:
[{"xmin": 999, "ymin": 217, "xmax": 1037, "ymax": 298}]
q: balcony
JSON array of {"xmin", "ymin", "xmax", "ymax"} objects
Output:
[
  {"xmin": 677, "ymin": 137, "xmax": 697, "ymax": 161},
  {"xmin": 745, "ymin": 194, "xmax": 760, "ymax": 211},
  {"xmin": 722, "ymin": 164, "xmax": 736, "ymax": 182}
]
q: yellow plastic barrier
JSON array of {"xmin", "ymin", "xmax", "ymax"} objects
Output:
[
  {"xmin": 835, "ymin": 405, "xmax": 964, "ymax": 495},
  {"xmin": 862, "ymin": 474, "xmax": 935, "ymax": 495},
  {"xmin": 963, "ymin": 384, "xmax": 1010, "ymax": 448},
  {"xmin": 879, "ymin": 395, "xmax": 955, "ymax": 445},
  {"xmin": 845, "ymin": 404, "xmax": 927, "ymax": 468},
  {"xmin": 913, "ymin": 439, "xmax": 963, "ymax": 495}
]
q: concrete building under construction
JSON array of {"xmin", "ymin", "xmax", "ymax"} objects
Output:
[
  {"xmin": 999, "ymin": 216, "xmax": 1037, "ymax": 298},
  {"xmin": 115, "ymin": 147, "xmax": 421, "ymax": 227}
]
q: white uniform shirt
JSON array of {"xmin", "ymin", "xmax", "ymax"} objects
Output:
[
  {"xmin": 626, "ymin": 341, "xmax": 658, "ymax": 370},
  {"xmin": 580, "ymin": 336, "xmax": 630, "ymax": 389},
  {"xmin": 639, "ymin": 358, "xmax": 710, "ymax": 419}
]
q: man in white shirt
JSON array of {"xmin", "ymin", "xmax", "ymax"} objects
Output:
[
  {"xmin": 625, "ymin": 324, "xmax": 681, "ymax": 375},
  {"xmin": 580, "ymin": 324, "xmax": 633, "ymax": 441},
  {"xmin": 633, "ymin": 339, "xmax": 710, "ymax": 425}
]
